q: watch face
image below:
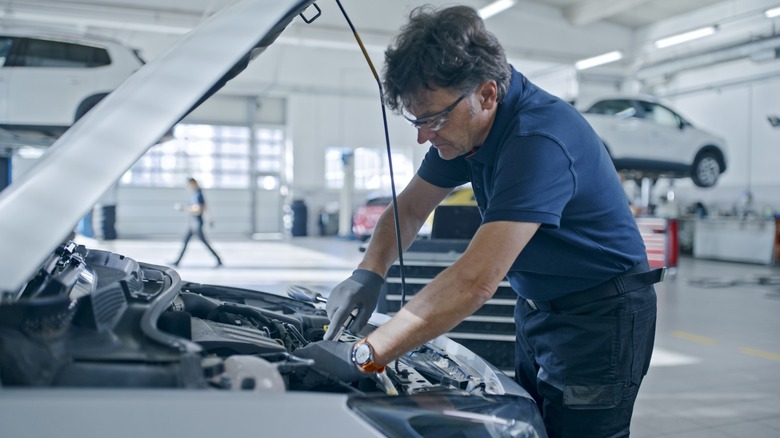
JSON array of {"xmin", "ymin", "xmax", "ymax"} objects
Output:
[{"xmin": 354, "ymin": 342, "xmax": 371, "ymax": 365}]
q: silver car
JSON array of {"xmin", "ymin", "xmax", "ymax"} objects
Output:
[
  {"xmin": 0, "ymin": 1, "xmax": 545, "ymax": 437},
  {"xmin": 582, "ymin": 97, "xmax": 728, "ymax": 187}
]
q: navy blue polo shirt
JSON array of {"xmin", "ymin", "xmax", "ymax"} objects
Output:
[{"xmin": 417, "ymin": 67, "xmax": 647, "ymax": 300}]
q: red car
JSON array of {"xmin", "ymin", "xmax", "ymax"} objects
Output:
[{"xmin": 352, "ymin": 195, "xmax": 392, "ymax": 241}]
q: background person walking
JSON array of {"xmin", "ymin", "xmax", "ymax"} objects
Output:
[{"xmin": 172, "ymin": 177, "xmax": 222, "ymax": 268}]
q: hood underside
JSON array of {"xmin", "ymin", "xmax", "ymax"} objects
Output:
[{"xmin": 0, "ymin": 0, "xmax": 316, "ymax": 293}]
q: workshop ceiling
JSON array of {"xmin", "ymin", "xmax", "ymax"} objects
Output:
[
  {"xmin": 0, "ymin": 0, "xmax": 777, "ymax": 95},
  {"xmin": 0, "ymin": 1, "xmax": 739, "ymax": 58},
  {"xmin": 524, "ymin": 0, "xmax": 725, "ymax": 28},
  {"xmin": 0, "ymin": 0, "xmax": 727, "ymax": 29}
]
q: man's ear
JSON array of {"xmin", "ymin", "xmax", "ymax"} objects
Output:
[{"xmin": 479, "ymin": 81, "xmax": 498, "ymax": 110}]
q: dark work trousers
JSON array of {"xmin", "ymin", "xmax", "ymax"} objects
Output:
[
  {"xmin": 514, "ymin": 261, "xmax": 657, "ymax": 438},
  {"xmin": 174, "ymin": 216, "xmax": 222, "ymax": 265}
]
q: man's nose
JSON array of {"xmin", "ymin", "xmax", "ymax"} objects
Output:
[{"xmin": 416, "ymin": 128, "xmax": 436, "ymax": 144}]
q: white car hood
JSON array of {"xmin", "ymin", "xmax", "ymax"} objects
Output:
[{"xmin": 0, "ymin": 0, "xmax": 313, "ymax": 293}]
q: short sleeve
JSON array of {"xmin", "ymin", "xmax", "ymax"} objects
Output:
[{"xmin": 417, "ymin": 146, "xmax": 470, "ymax": 188}]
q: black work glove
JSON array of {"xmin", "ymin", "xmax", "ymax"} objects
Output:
[
  {"xmin": 294, "ymin": 340, "xmax": 364, "ymax": 383},
  {"xmin": 324, "ymin": 269, "xmax": 384, "ymax": 341}
]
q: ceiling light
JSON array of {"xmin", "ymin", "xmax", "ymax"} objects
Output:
[
  {"xmin": 17, "ymin": 146, "xmax": 46, "ymax": 159},
  {"xmin": 478, "ymin": 0, "xmax": 517, "ymax": 19},
  {"xmin": 574, "ymin": 51, "xmax": 623, "ymax": 70},
  {"xmin": 766, "ymin": 7, "xmax": 780, "ymax": 18},
  {"xmin": 654, "ymin": 26, "xmax": 717, "ymax": 49}
]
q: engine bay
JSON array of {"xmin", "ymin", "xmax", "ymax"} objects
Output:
[{"xmin": 0, "ymin": 242, "xmax": 509, "ymax": 396}]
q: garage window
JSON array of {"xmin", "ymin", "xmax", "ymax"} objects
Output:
[
  {"xmin": 121, "ymin": 123, "xmax": 284, "ymax": 189},
  {"xmin": 325, "ymin": 147, "xmax": 414, "ymax": 191}
]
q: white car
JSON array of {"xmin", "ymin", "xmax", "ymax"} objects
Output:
[
  {"xmin": 582, "ymin": 97, "xmax": 727, "ymax": 187},
  {"xmin": 0, "ymin": 29, "xmax": 144, "ymax": 136}
]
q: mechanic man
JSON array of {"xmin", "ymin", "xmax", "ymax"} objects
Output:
[{"xmin": 296, "ymin": 5, "xmax": 662, "ymax": 437}]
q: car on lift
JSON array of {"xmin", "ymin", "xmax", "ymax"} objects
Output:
[
  {"xmin": 0, "ymin": 29, "xmax": 144, "ymax": 137},
  {"xmin": 582, "ymin": 97, "xmax": 727, "ymax": 187},
  {"xmin": 0, "ymin": 1, "xmax": 545, "ymax": 437}
]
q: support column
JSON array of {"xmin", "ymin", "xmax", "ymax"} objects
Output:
[{"xmin": 339, "ymin": 150, "xmax": 355, "ymax": 237}]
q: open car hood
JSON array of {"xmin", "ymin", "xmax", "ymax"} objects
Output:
[{"xmin": 0, "ymin": 0, "xmax": 316, "ymax": 293}]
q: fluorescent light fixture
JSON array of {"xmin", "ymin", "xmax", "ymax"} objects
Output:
[
  {"xmin": 478, "ymin": 0, "xmax": 517, "ymax": 19},
  {"xmin": 17, "ymin": 146, "xmax": 46, "ymax": 159},
  {"xmin": 277, "ymin": 36, "xmax": 384, "ymax": 53},
  {"xmin": 766, "ymin": 6, "xmax": 780, "ymax": 18},
  {"xmin": 574, "ymin": 51, "xmax": 623, "ymax": 70},
  {"xmin": 654, "ymin": 26, "xmax": 717, "ymax": 49}
]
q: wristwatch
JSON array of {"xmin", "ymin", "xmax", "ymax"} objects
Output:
[{"xmin": 351, "ymin": 339, "xmax": 386, "ymax": 373}]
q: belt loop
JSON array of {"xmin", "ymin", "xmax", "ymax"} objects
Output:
[{"xmin": 615, "ymin": 273, "xmax": 626, "ymax": 294}]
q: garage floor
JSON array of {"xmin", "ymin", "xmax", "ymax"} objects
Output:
[{"xmin": 81, "ymin": 236, "xmax": 780, "ymax": 438}]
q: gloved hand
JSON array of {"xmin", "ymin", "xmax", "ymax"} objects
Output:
[
  {"xmin": 294, "ymin": 340, "xmax": 364, "ymax": 383},
  {"xmin": 324, "ymin": 269, "xmax": 384, "ymax": 341}
]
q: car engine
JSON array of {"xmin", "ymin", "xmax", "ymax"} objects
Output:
[{"xmin": 0, "ymin": 242, "xmax": 510, "ymax": 396}]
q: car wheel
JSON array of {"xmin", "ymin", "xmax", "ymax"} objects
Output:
[
  {"xmin": 75, "ymin": 93, "xmax": 109, "ymax": 122},
  {"xmin": 691, "ymin": 153, "xmax": 721, "ymax": 188}
]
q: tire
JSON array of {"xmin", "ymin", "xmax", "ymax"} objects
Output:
[
  {"xmin": 691, "ymin": 152, "xmax": 721, "ymax": 188},
  {"xmin": 74, "ymin": 93, "xmax": 109, "ymax": 122}
]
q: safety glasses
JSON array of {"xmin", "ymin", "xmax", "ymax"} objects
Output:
[{"xmin": 402, "ymin": 92, "xmax": 469, "ymax": 132}]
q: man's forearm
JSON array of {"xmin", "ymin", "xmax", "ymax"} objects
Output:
[
  {"xmin": 364, "ymin": 221, "xmax": 541, "ymax": 366},
  {"xmin": 366, "ymin": 263, "xmax": 497, "ymax": 365}
]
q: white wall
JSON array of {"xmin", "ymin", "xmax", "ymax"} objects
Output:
[{"xmin": 116, "ymin": 187, "xmax": 251, "ymax": 238}]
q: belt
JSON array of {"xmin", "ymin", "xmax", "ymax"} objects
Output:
[{"xmin": 526, "ymin": 267, "xmax": 665, "ymax": 312}]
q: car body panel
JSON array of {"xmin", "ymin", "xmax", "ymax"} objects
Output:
[
  {"xmin": 0, "ymin": 0, "xmax": 312, "ymax": 293},
  {"xmin": 0, "ymin": 390, "xmax": 382, "ymax": 438}
]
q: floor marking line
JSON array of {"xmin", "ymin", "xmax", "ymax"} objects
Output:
[
  {"xmin": 740, "ymin": 347, "xmax": 780, "ymax": 362},
  {"xmin": 649, "ymin": 347, "xmax": 701, "ymax": 366},
  {"xmin": 671, "ymin": 331, "xmax": 717, "ymax": 345}
]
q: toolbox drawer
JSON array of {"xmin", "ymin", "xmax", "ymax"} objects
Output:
[{"xmin": 381, "ymin": 258, "xmax": 517, "ymax": 375}]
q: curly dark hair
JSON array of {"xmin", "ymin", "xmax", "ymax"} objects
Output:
[{"xmin": 382, "ymin": 5, "xmax": 511, "ymax": 112}]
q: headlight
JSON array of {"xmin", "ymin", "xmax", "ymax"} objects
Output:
[{"xmin": 348, "ymin": 392, "xmax": 546, "ymax": 438}]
